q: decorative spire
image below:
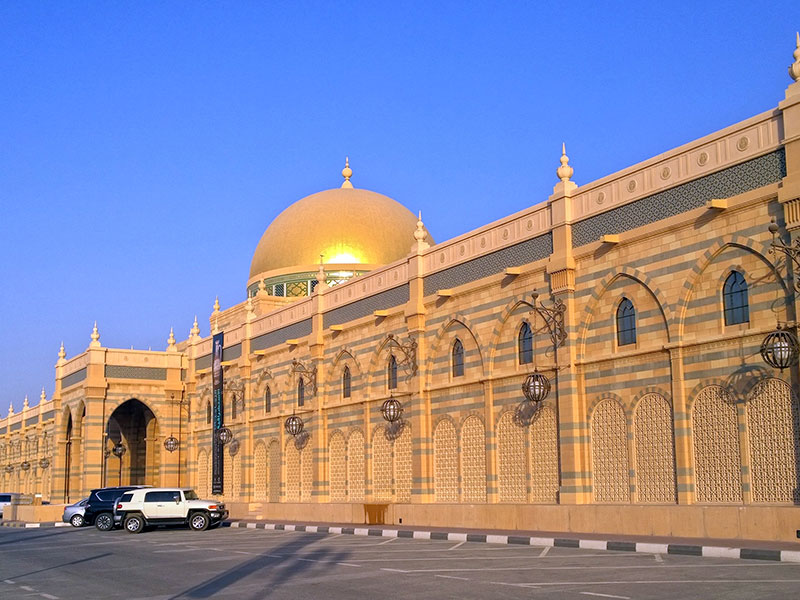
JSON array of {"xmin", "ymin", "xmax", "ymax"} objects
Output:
[
  {"xmin": 58, "ymin": 341, "xmax": 66, "ymax": 362},
  {"xmin": 8, "ymin": 402, "xmax": 13, "ymax": 417},
  {"xmin": 341, "ymin": 156, "xmax": 353, "ymax": 189},
  {"xmin": 167, "ymin": 327, "xmax": 177, "ymax": 351},
  {"xmin": 413, "ymin": 211, "xmax": 430, "ymax": 252},
  {"xmin": 189, "ymin": 316, "xmax": 200, "ymax": 339},
  {"xmin": 557, "ymin": 143, "xmax": 574, "ymax": 183},
  {"xmin": 212, "ymin": 314, "xmax": 220, "ymax": 334},
  {"xmin": 257, "ymin": 279, "xmax": 267, "ymax": 296},
  {"xmin": 213, "ymin": 296, "xmax": 220, "ymax": 313},
  {"xmin": 316, "ymin": 254, "xmax": 326, "ymax": 284},
  {"xmin": 790, "ymin": 32, "xmax": 800, "ymax": 82},
  {"xmin": 23, "ymin": 395, "xmax": 29, "ymax": 410},
  {"xmin": 90, "ymin": 321, "xmax": 101, "ymax": 348},
  {"xmin": 246, "ymin": 295, "xmax": 256, "ymax": 320},
  {"xmin": 40, "ymin": 387, "xmax": 47, "ymax": 404}
]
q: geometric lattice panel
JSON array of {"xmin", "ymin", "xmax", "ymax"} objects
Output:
[
  {"xmin": 197, "ymin": 450, "xmax": 209, "ymax": 498},
  {"xmin": 372, "ymin": 427, "xmax": 392, "ymax": 501},
  {"xmin": 434, "ymin": 420, "xmax": 458, "ymax": 503},
  {"xmin": 254, "ymin": 443, "xmax": 267, "ymax": 499},
  {"xmin": 591, "ymin": 399, "xmax": 629, "ymax": 503},
  {"xmin": 223, "ymin": 453, "xmax": 233, "ymax": 501},
  {"xmin": 746, "ymin": 378, "xmax": 800, "ymax": 504},
  {"xmin": 634, "ymin": 394, "xmax": 677, "ymax": 504},
  {"xmin": 348, "ymin": 430, "xmax": 365, "ymax": 502},
  {"xmin": 233, "ymin": 454, "xmax": 242, "ymax": 500},
  {"xmin": 497, "ymin": 411, "xmax": 527, "ymax": 503},
  {"xmin": 394, "ymin": 425, "xmax": 412, "ymax": 503},
  {"xmin": 301, "ymin": 445, "xmax": 313, "ymax": 503},
  {"xmin": 285, "ymin": 440, "xmax": 300, "ymax": 502},
  {"xmin": 692, "ymin": 385, "xmax": 742, "ymax": 503},
  {"xmin": 268, "ymin": 440, "xmax": 281, "ymax": 503},
  {"xmin": 460, "ymin": 416, "xmax": 487, "ymax": 503},
  {"xmin": 529, "ymin": 406, "xmax": 559, "ymax": 504},
  {"xmin": 329, "ymin": 431, "xmax": 347, "ymax": 502}
]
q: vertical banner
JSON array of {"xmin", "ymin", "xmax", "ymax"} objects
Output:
[{"xmin": 211, "ymin": 332, "xmax": 224, "ymax": 495}]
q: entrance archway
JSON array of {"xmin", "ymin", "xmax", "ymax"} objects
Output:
[{"xmin": 104, "ymin": 399, "xmax": 160, "ymax": 486}]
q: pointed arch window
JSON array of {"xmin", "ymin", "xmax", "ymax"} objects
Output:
[
  {"xmin": 452, "ymin": 339, "xmax": 465, "ymax": 377},
  {"xmin": 298, "ymin": 378, "xmax": 305, "ymax": 407},
  {"xmin": 388, "ymin": 355, "xmax": 398, "ymax": 390},
  {"xmin": 518, "ymin": 322, "xmax": 533, "ymax": 365},
  {"xmin": 342, "ymin": 366, "xmax": 351, "ymax": 399},
  {"xmin": 616, "ymin": 298, "xmax": 636, "ymax": 346},
  {"xmin": 723, "ymin": 271, "xmax": 749, "ymax": 325},
  {"xmin": 231, "ymin": 394, "xmax": 238, "ymax": 420},
  {"xmin": 265, "ymin": 386, "xmax": 271, "ymax": 414},
  {"xmin": 206, "ymin": 401, "xmax": 212, "ymax": 425}
]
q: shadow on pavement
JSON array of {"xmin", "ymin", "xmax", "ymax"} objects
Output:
[{"xmin": 168, "ymin": 532, "xmax": 353, "ymax": 599}]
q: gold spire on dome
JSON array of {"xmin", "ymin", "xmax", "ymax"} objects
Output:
[
  {"xmin": 790, "ymin": 32, "xmax": 800, "ymax": 82},
  {"xmin": 341, "ymin": 157, "xmax": 353, "ymax": 188},
  {"xmin": 213, "ymin": 297, "xmax": 220, "ymax": 313},
  {"xmin": 557, "ymin": 143, "xmax": 574, "ymax": 183}
]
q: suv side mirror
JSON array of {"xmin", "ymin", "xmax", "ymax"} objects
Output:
[{"xmin": 174, "ymin": 496, "xmax": 181, "ymax": 504}]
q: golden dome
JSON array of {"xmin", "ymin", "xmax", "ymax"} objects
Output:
[{"xmin": 249, "ymin": 186, "xmax": 433, "ymax": 281}]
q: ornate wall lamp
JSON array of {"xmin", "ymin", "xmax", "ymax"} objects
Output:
[
  {"xmin": 761, "ymin": 221, "xmax": 800, "ymax": 371},
  {"xmin": 522, "ymin": 292, "xmax": 568, "ymax": 405},
  {"xmin": 385, "ymin": 334, "xmax": 418, "ymax": 379},
  {"xmin": 284, "ymin": 412, "xmax": 304, "ymax": 437},
  {"xmin": 380, "ymin": 395, "xmax": 404, "ymax": 423}
]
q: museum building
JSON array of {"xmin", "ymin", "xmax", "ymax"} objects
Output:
[{"xmin": 2, "ymin": 39, "xmax": 800, "ymax": 542}]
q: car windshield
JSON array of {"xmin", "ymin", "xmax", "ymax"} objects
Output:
[{"xmin": 184, "ymin": 490, "xmax": 199, "ymax": 500}]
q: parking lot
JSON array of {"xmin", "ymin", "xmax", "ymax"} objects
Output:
[{"xmin": 1, "ymin": 525, "xmax": 800, "ymax": 600}]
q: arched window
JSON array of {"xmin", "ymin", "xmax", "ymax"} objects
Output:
[
  {"xmin": 298, "ymin": 378, "xmax": 305, "ymax": 407},
  {"xmin": 265, "ymin": 386, "xmax": 271, "ymax": 414},
  {"xmin": 616, "ymin": 298, "xmax": 636, "ymax": 346},
  {"xmin": 342, "ymin": 366, "xmax": 351, "ymax": 399},
  {"xmin": 206, "ymin": 401, "xmax": 212, "ymax": 425},
  {"xmin": 518, "ymin": 322, "xmax": 533, "ymax": 365},
  {"xmin": 452, "ymin": 339, "xmax": 465, "ymax": 377},
  {"xmin": 723, "ymin": 271, "xmax": 749, "ymax": 325},
  {"xmin": 231, "ymin": 394, "xmax": 238, "ymax": 420},
  {"xmin": 388, "ymin": 355, "xmax": 398, "ymax": 390}
]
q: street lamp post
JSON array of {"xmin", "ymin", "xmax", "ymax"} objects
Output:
[{"xmin": 112, "ymin": 442, "xmax": 126, "ymax": 485}]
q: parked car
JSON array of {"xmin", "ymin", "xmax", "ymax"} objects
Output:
[
  {"xmin": 0, "ymin": 493, "xmax": 20, "ymax": 519},
  {"xmin": 84, "ymin": 486, "xmax": 150, "ymax": 531},
  {"xmin": 61, "ymin": 497, "xmax": 89, "ymax": 527},
  {"xmin": 116, "ymin": 488, "xmax": 227, "ymax": 533}
]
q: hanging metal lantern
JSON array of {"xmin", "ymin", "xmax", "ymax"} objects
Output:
[
  {"xmin": 760, "ymin": 327, "xmax": 800, "ymax": 371},
  {"xmin": 20, "ymin": 461, "xmax": 30, "ymax": 471},
  {"xmin": 39, "ymin": 458, "xmax": 50, "ymax": 469},
  {"xmin": 381, "ymin": 397, "xmax": 404, "ymax": 423},
  {"xmin": 216, "ymin": 427, "xmax": 233, "ymax": 445},
  {"xmin": 285, "ymin": 414, "xmax": 304, "ymax": 437},
  {"xmin": 164, "ymin": 435, "xmax": 179, "ymax": 453},
  {"xmin": 112, "ymin": 442, "xmax": 127, "ymax": 458},
  {"xmin": 522, "ymin": 371, "xmax": 551, "ymax": 404}
]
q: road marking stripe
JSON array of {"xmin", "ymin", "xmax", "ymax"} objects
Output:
[
  {"xmin": 448, "ymin": 541, "xmax": 466, "ymax": 551},
  {"xmin": 489, "ymin": 579, "xmax": 800, "ymax": 587},
  {"xmin": 40, "ymin": 594, "xmax": 59, "ymax": 599},
  {"xmin": 20, "ymin": 585, "xmax": 34, "ymax": 591},
  {"xmin": 539, "ymin": 546, "xmax": 550, "ymax": 557},
  {"xmin": 435, "ymin": 575, "xmax": 470, "ymax": 580},
  {"xmin": 654, "ymin": 553, "xmax": 663, "ymax": 563},
  {"xmin": 580, "ymin": 592, "xmax": 631, "ymax": 599},
  {"xmin": 336, "ymin": 562, "xmax": 361, "ymax": 567},
  {"xmin": 376, "ymin": 537, "xmax": 397, "ymax": 546}
]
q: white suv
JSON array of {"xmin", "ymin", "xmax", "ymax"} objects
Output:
[{"xmin": 115, "ymin": 488, "xmax": 227, "ymax": 533}]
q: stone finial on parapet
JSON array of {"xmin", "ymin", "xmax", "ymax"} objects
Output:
[
  {"xmin": 90, "ymin": 321, "xmax": 101, "ymax": 348},
  {"xmin": 412, "ymin": 211, "xmax": 430, "ymax": 253},
  {"xmin": 167, "ymin": 327, "xmax": 177, "ymax": 352},
  {"xmin": 7, "ymin": 402, "xmax": 13, "ymax": 417},
  {"xmin": 213, "ymin": 296, "xmax": 220, "ymax": 314},
  {"xmin": 314, "ymin": 254, "xmax": 328, "ymax": 293},
  {"xmin": 245, "ymin": 295, "xmax": 256, "ymax": 320},
  {"xmin": 189, "ymin": 316, "xmax": 200, "ymax": 340},
  {"xmin": 552, "ymin": 143, "xmax": 578, "ymax": 197},
  {"xmin": 57, "ymin": 341, "xmax": 66, "ymax": 365},
  {"xmin": 790, "ymin": 32, "xmax": 800, "ymax": 82},
  {"xmin": 257, "ymin": 279, "xmax": 267, "ymax": 296},
  {"xmin": 23, "ymin": 395, "xmax": 29, "ymax": 410},
  {"xmin": 40, "ymin": 387, "xmax": 47, "ymax": 404}
]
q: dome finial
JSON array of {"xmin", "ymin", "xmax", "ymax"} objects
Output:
[
  {"xmin": 213, "ymin": 296, "xmax": 220, "ymax": 313},
  {"xmin": 190, "ymin": 315, "xmax": 200, "ymax": 339},
  {"xmin": 557, "ymin": 142, "xmax": 574, "ymax": 183},
  {"xmin": 413, "ymin": 211, "xmax": 430, "ymax": 252},
  {"xmin": 41, "ymin": 387, "xmax": 47, "ymax": 404},
  {"xmin": 341, "ymin": 156, "xmax": 353, "ymax": 188},
  {"xmin": 790, "ymin": 31, "xmax": 800, "ymax": 82},
  {"xmin": 316, "ymin": 254, "xmax": 326, "ymax": 285},
  {"xmin": 167, "ymin": 327, "xmax": 177, "ymax": 351},
  {"xmin": 58, "ymin": 341, "xmax": 66, "ymax": 362}
]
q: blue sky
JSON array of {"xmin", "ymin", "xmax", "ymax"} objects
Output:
[{"xmin": 1, "ymin": 2, "xmax": 798, "ymax": 410}]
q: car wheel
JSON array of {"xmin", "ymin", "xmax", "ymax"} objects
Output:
[
  {"xmin": 70, "ymin": 514, "xmax": 84, "ymax": 528},
  {"xmin": 124, "ymin": 514, "xmax": 144, "ymax": 534},
  {"xmin": 189, "ymin": 512, "xmax": 209, "ymax": 531},
  {"xmin": 95, "ymin": 512, "xmax": 114, "ymax": 532}
]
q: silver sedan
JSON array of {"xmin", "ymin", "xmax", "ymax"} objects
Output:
[{"xmin": 61, "ymin": 498, "xmax": 88, "ymax": 527}]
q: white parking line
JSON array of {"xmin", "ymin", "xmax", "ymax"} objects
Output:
[
  {"xmin": 580, "ymin": 592, "xmax": 631, "ymax": 599},
  {"xmin": 385, "ymin": 562, "xmax": 797, "ymax": 573},
  {"xmin": 435, "ymin": 575, "xmax": 470, "ymax": 580},
  {"xmin": 448, "ymin": 541, "xmax": 466, "ymax": 551},
  {"xmin": 376, "ymin": 537, "xmax": 397, "ymax": 546},
  {"xmin": 492, "ymin": 579, "xmax": 800, "ymax": 587},
  {"xmin": 539, "ymin": 546, "xmax": 550, "ymax": 557}
]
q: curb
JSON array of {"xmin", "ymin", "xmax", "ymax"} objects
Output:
[
  {"xmin": 5, "ymin": 519, "xmax": 798, "ymax": 563},
  {"xmin": 224, "ymin": 521, "xmax": 800, "ymax": 564}
]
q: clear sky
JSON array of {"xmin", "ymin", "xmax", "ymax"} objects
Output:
[{"xmin": 1, "ymin": 2, "xmax": 798, "ymax": 411}]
